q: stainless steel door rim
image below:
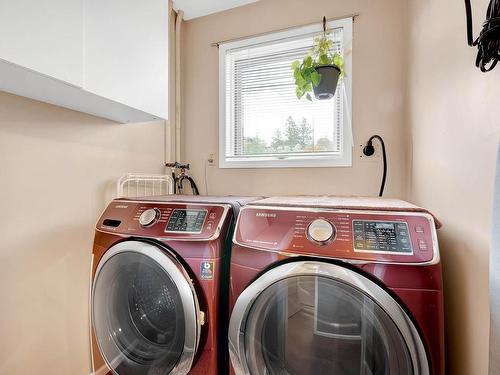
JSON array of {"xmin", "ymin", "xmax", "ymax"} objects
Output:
[
  {"xmin": 228, "ymin": 261, "xmax": 429, "ymax": 375},
  {"xmin": 92, "ymin": 240, "xmax": 201, "ymax": 375}
]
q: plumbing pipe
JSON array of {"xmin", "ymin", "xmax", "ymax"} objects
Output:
[
  {"xmin": 165, "ymin": 0, "xmax": 173, "ymax": 166},
  {"xmin": 175, "ymin": 9, "xmax": 184, "ymax": 162}
]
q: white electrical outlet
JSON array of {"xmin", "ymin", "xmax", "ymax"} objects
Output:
[{"xmin": 207, "ymin": 153, "xmax": 215, "ymax": 166}]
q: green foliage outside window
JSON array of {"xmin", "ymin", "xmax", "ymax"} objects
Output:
[{"xmin": 242, "ymin": 116, "xmax": 335, "ymax": 155}]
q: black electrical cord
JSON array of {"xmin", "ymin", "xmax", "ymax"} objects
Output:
[
  {"xmin": 465, "ymin": 0, "xmax": 500, "ymax": 72},
  {"xmin": 363, "ymin": 135, "xmax": 387, "ymax": 197}
]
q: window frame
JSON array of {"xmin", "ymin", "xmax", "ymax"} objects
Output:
[{"xmin": 218, "ymin": 17, "xmax": 353, "ymax": 169}]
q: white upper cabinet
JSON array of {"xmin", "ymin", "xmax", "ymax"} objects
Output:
[
  {"xmin": 85, "ymin": 0, "xmax": 169, "ymax": 120},
  {"xmin": 0, "ymin": 0, "xmax": 168, "ymax": 123},
  {"xmin": 0, "ymin": 0, "xmax": 84, "ymax": 86}
]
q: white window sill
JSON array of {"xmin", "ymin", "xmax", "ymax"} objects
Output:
[{"xmin": 219, "ymin": 153, "xmax": 352, "ymax": 169}]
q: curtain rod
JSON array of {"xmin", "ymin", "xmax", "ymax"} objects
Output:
[{"xmin": 211, "ymin": 13, "xmax": 359, "ymax": 47}]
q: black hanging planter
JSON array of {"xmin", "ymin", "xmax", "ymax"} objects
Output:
[{"xmin": 313, "ymin": 65, "xmax": 341, "ymax": 100}]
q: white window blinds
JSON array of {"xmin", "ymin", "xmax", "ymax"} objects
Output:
[{"xmin": 219, "ymin": 18, "xmax": 352, "ymax": 168}]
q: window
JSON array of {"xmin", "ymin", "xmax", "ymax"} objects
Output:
[{"xmin": 219, "ymin": 18, "xmax": 352, "ymax": 168}]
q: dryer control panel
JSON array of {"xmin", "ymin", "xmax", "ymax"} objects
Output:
[
  {"xmin": 234, "ymin": 206, "xmax": 438, "ymax": 264},
  {"xmin": 96, "ymin": 200, "xmax": 229, "ymax": 240}
]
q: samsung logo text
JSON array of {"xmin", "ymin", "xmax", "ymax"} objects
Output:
[{"xmin": 256, "ymin": 212, "xmax": 277, "ymax": 218}]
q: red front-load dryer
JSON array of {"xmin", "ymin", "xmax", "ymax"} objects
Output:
[
  {"xmin": 228, "ymin": 196, "xmax": 444, "ymax": 375},
  {"xmin": 90, "ymin": 195, "xmax": 257, "ymax": 375}
]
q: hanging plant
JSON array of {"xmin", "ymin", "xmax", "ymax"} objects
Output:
[{"xmin": 292, "ymin": 17, "xmax": 345, "ymax": 101}]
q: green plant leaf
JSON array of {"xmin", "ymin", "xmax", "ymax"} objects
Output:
[
  {"xmin": 297, "ymin": 75, "xmax": 307, "ymax": 87},
  {"xmin": 293, "ymin": 69, "xmax": 300, "ymax": 80},
  {"xmin": 291, "ymin": 60, "xmax": 300, "ymax": 70},
  {"xmin": 302, "ymin": 69, "xmax": 311, "ymax": 81},
  {"xmin": 311, "ymin": 70, "xmax": 321, "ymax": 86},
  {"xmin": 306, "ymin": 93, "xmax": 313, "ymax": 101},
  {"xmin": 304, "ymin": 55, "xmax": 313, "ymax": 68},
  {"xmin": 296, "ymin": 87, "xmax": 304, "ymax": 99}
]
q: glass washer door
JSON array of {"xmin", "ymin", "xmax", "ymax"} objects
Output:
[
  {"xmin": 228, "ymin": 261, "xmax": 429, "ymax": 375},
  {"xmin": 92, "ymin": 240, "xmax": 201, "ymax": 375}
]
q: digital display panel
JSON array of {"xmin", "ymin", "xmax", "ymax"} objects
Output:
[
  {"xmin": 165, "ymin": 209, "xmax": 207, "ymax": 233},
  {"xmin": 353, "ymin": 220, "xmax": 412, "ymax": 253},
  {"xmin": 375, "ymin": 222, "xmax": 395, "ymax": 230}
]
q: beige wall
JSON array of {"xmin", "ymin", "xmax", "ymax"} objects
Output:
[
  {"xmin": 407, "ymin": 0, "xmax": 500, "ymax": 373},
  {"xmin": 181, "ymin": 0, "xmax": 410, "ymax": 197},
  {"xmin": 0, "ymin": 92, "xmax": 165, "ymax": 374}
]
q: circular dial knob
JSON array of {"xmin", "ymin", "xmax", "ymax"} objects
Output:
[
  {"xmin": 139, "ymin": 208, "xmax": 160, "ymax": 227},
  {"xmin": 307, "ymin": 219, "xmax": 335, "ymax": 245}
]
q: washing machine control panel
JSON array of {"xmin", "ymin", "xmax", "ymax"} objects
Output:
[
  {"xmin": 234, "ymin": 207, "xmax": 438, "ymax": 264},
  {"xmin": 352, "ymin": 220, "xmax": 412, "ymax": 254},
  {"xmin": 165, "ymin": 209, "xmax": 207, "ymax": 233},
  {"xmin": 96, "ymin": 201, "xmax": 229, "ymax": 240}
]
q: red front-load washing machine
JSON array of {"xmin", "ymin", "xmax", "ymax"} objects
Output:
[
  {"xmin": 90, "ymin": 195, "xmax": 257, "ymax": 375},
  {"xmin": 228, "ymin": 196, "xmax": 444, "ymax": 375}
]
